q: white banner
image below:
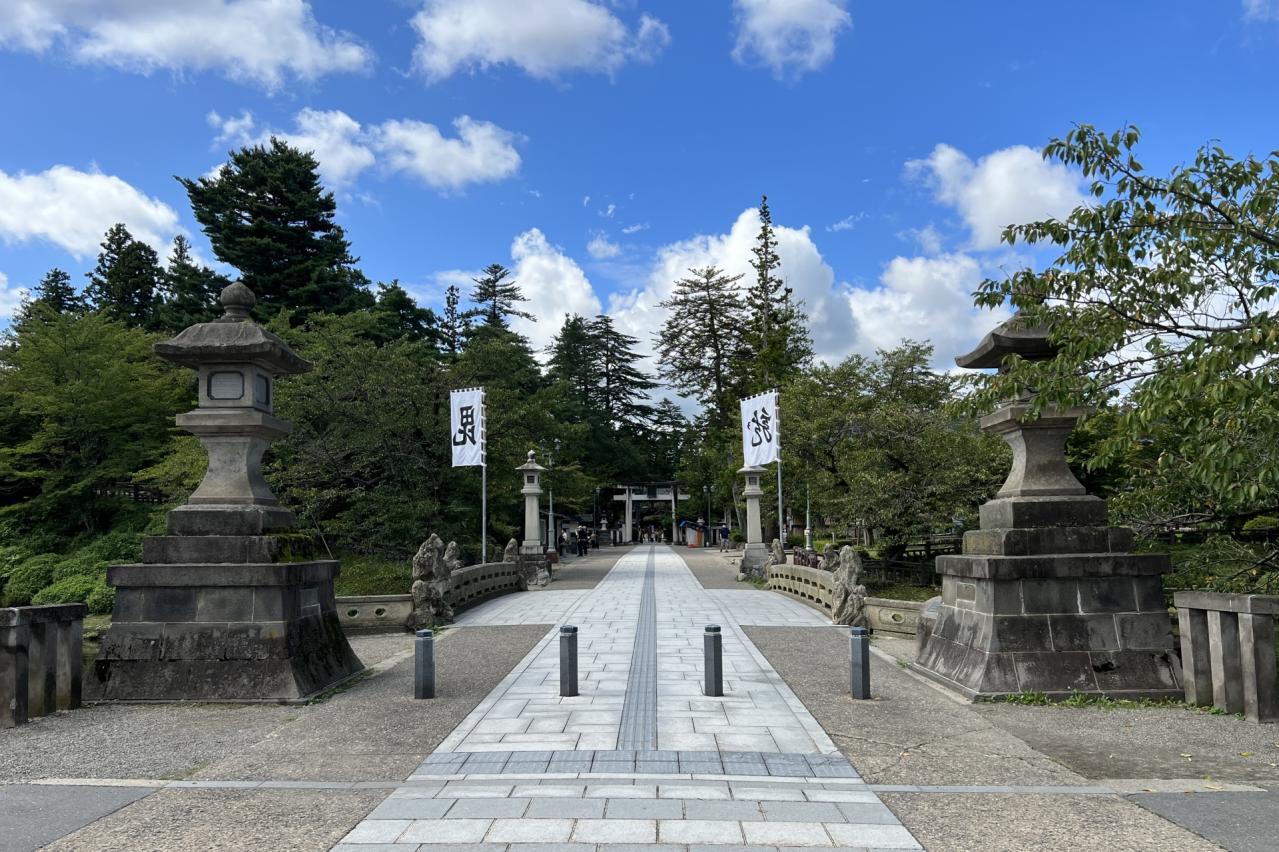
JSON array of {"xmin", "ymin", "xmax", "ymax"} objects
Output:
[
  {"xmin": 450, "ymin": 387, "xmax": 485, "ymax": 467},
  {"xmin": 740, "ymin": 390, "xmax": 780, "ymax": 467}
]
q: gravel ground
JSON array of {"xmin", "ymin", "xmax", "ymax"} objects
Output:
[
  {"xmin": 680, "ymin": 547, "xmax": 749, "ymax": 589},
  {"xmin": 882, "ymin": 792, "xmax": 1224, "ymax": 852},
  {"xmin": 41, "ymin": 788, "xmax": 387, "ymax": 852},
  {"xmin": 1, "ymin": 626, "xmax": 548, "ymax": 784}
]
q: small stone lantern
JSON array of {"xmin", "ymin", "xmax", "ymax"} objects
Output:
[
  {"xmin": 739, "ymin": 465, "xmax": 768, "ymax": 573},
  {"xmin": 517, "ymin": 450, "xmax": 546, "ymax": 552},
  {"xmin": 96, "ymin": 284, "xmax": 363, "ymax": 702}
]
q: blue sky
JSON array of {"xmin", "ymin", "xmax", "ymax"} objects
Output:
[{"xmin": 1, "ymin": 0, "xmax": 1277, "ymax": 369}]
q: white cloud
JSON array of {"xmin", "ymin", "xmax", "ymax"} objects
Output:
[
  {"xmin": 507, "ymin": 228, "xmax": 603, "ymax": 355},
  {"xmin": 0, "ymin": 272, "xmax": 28, "ymax": 322},
  {"xmin": 0, "ymin": 165, "xmax": 180, "ymax": 258},
  {"xmin": 609, "ymin": 207, "xmax": 846, "ymax": 369},
  {"xmin": 847, "ymin": 253, "xmax": 1010, "ymax": 368},
  {"xmin": 621, "ymin": 222, "xmax": 648, "ymax": 235},
  {"xmin": 601, "ymin": 203, "xmax": 616, "ymax": 219},
  {"xmin": 587, "ymin": 232, "xmax": 621, "ymax": 260},
  {"xmin": 731, "ymin": 0, "xmax": 851, "ymax": 78},
  {"xmin": 906, "ymin": 142, "xmax": 1084, "ymax": 249},
  {"xmin": 411, "ymin": 0, "xmax": 669, "ymax": 83},
  {"xmin": 1243, "ymin": 0, "xmax": 1279, "ymax": 21},
  {"xmin": 582, "ymin": 195, "xmax": 591, "ymax": 207},
  {"xmin": 826, "ymin": 212, "xmax": 865, "ymax": 232},
  {"xmin": 0, "ymin": 0, "xmax": 369, "ymax": 90},
  {"xmin": 206, "ymin": 109, "xmax": 522, "ymax": 191},
  {"xmin": 898, "ymin": 224, "xmax": 944, "ymax": 255},
  {"xmin": 375, "ymin": 116, "xmax": 522, "ymax": 191}
]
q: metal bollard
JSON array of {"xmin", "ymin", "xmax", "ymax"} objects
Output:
[
  {"xmin": 415, "ymin": 629, "xmax": 435, "ymax": 699},
  {"xmin": 704, "ymin": 625, "xmax": 723, "ymax": 697},
  {"xmin": 559, "ymin": 626, "xmax": 579, "ymax": 697},
  {"xmin": 849, "ymin": 626, "xmax": 870, "ymax": 699}
]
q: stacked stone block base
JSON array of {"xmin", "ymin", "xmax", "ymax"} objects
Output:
[
  {"xmin": 912, "ymin": 501, "xmax": 1181, "ymax": 700},
  {"xmin": 97, "ymin": 551, "xmax": 363, "ymax": 703}
]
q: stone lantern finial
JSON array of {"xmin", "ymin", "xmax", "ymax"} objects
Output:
[{"xmin": 219, "ymin": 282, "xmax": 256, "ymax": 322}]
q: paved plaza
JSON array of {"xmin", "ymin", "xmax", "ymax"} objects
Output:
[{"xmin": 2, "ymin": 544, "xmax": 1278, "ymax": 850}]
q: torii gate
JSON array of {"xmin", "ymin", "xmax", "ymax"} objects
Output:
[{"xmin": 613, "ymin": 482, "xmax": 691, "ymax": 544}]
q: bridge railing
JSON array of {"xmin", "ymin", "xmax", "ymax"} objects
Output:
[{"xmin": 2, "ymin": 604, "xmax": 86, "ymax": 727}]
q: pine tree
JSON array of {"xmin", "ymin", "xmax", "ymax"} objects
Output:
[
  {"xmin": 179, "ymin": 138, "xmax": 373, "ymax": 318},
  {"xmin": 741, "ymin": 195, "xmax": 813, "ymax": 391},
  {"xmin": 11, "ymin": 268, "xmax": 86, "ymax": 329},
  {"xmin": 84, "ymin": 223, "xmax": 165, "ymax": 329},
  {"xmin": 159, "ymin": 235, "xmax": 227, "ymax": 332},
  {"xmin": 470, "ymin": 264, "xmax": 533, "ymax": 328},
  {"xmin": 441, "ymin": 284, "xmax": 474, "ymax": 355},
  {"xmin": 369, "ymin": 280, "xmax": 442, "ymax": 346},
  {"xmin": 548, "ymin": 314, "xmax": 597, "ymax": 409},
  {"xmin": 588, "ymin": 315, "xmax": 656, "ymax": 429},
  {"xmin": 655, "ymin": 265, "xmax": 746, "ymax": 425}
]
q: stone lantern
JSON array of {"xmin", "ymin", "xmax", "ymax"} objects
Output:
[
  {"xmin": 739, "ymin": 465, "xmax": 768, "ymax": 573},
  {"xmin": 96, "ymin": 283, "xmax": 363, "ymax": 702},
  {"xmin": 517, "ymin": 451, "xmax": 546, "ymax": 552},
  {"xmin": 911, "ymin": 318, "xmax": 1180, "ymax": 700}
]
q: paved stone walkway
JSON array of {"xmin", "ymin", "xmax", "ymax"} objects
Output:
[{"xmin": 336, "ymin": 545, "xmax": 921, "ymax": 850}]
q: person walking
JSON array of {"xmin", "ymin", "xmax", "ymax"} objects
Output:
[{"xmin": 719, "ymin": 523, "xmax": 731, "ymax": 551}]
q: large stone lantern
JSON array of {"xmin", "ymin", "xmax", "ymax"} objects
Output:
[
  {"xmin": 517, "ymin": 450, "xmax": 546, "ymax": 552},
  {"xmin": 912, "ymin": 318, "xmax": 1180, "ymax": 700},
  {"xmin": 96, "ymin": 284, "xmax": 363, "ymax": 702}
]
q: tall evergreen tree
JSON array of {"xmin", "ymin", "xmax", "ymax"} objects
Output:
[
  {"xmin": 159, "ymin": 235, "xmax": 227, "ymax": 332},
  {"xmin": 13, "ymin": 268, "xmax": 86, "ymax": 328},
  {"xmin": 470, "ymin": 264, "xmax": 533, "ymax": 328},
  {"xmin": 548, "ymin": 314, "xmax": 597, "ymax": 409},
  {"xmin": 440, "ymin": 283, "xmax": 474, "ymax": 355},
  {"xmin": 179, "ymin": 138, "xmax": 373, "ymax": 318},
  {"xmin": 368, "ymin": 280, "xmax": 443, "ymax": 346},
  {"xmin": 84, "ymin": 223, "xmax": 165, "ymax": 329},
  {"xmin": 741, "ymin": 195, "xmax": 813, "ymax": 391},
  {"xmin": 589, "ymin": 315, "xmax": 656, "ymax": 428},
  {"xmin": 655, "ymin": 265, "xmax": 746, "ymax": 425}
]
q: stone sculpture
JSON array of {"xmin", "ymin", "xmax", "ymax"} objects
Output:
[
  {"xmin": 831, "ymin": 545, "xmax": 868, "ymax": 626},
  {"xmin": 410, "ymin": 533, "xmax": 454, "ymax": 626},
  {"xmin": 503, "ymin": 538, "xmax": 519, "ymax": 562},
  {"xmin": 818, "ymin": 543, "xmax": 837, "ymax": 571}
]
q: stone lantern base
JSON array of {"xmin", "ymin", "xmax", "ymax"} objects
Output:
[
  {"xmin": 911, "ymin": 496, "xmax": 1182, "ymax": 700},
  {"xmin": 95, "ymin": 520, "xmax": 363, "ymax": 703},
  {"xmin": 740, "ymin": 542, "xmax": 769, "ymax": 573}
]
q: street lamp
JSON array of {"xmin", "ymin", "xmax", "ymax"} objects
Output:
[
  {"xmin": 703, "ymin": 484, "xmax": 711, "ymax": 548},
  {"xmin": 594, "ymin": 486, "xmax": 600, "ymax": 542},
  {"xmin": 542, "ymin": 438, "xmax": 560, "ymax": 552}
]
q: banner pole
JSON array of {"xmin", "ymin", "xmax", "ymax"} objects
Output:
[
  {"xmin": 481, "ymin": 463, "xmax": 487, "ymax": 564},
  {"xmin": 775, "ymin": 391, "xmax": 783, "ymax": 545}
]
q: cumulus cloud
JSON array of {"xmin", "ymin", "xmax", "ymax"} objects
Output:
[
  {"xmin": 375, "ymin": 116, "xmax": 522, "ymax": 191},
  {"xmin": 731, "ymin": 0, "xmax": 851, "ymax": 78},
  {"xmin": 847, "ymin": 253, "xmax": 1010, "ymax": 368},
  {"xmin": 506, "ymin": 228, "xmax": 602, "ymax": 355},
  {"xmin": 609, "ymin": 207, "xmax": 847, "ymax": 370},
  {"xmin": 906, "ymin": 142, "xmax": 1084, "ymax": 249},
  {"xmin": 206, "ymin": 109, "xmax": 522, "ymax": 191},
  {"xmin": 0, "ymin": 0, "xmax": 369, "ymax": 90},
  {"xmin": 411, "ymin": 0, "xmax": 669, "ymax": 83},
  {"xmin": 0, "ymin": 272, "xmax": 28, "ymax": 322},
  {"xmin": 587, "ymin": 232, "xmax": 621, "ymax": 260},
  {"xmin": 0, "ymin": 165, "xmax": 180, "ymax": 258}
]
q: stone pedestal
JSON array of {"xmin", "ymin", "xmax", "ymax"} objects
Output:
[
  {"xmin": 739, "ymin": 466, "xmax": 768, "ymax": 574},
  {"xmin": 911, "ymin": 320, "xmax": 1181, "ymax": 700},
  {"xmin": 95, "ymin": 284, "xmax": 362, "ymax": 702}
]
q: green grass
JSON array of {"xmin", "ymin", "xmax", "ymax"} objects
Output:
[
  {"xmin": 333, "ymin": 552, "xmax": 411, "ymax": 597},
  {"xmin": 993, "ymin": 690, "xmax": 1228, "ymax": 714},
  {"xmin": 866, "ymin": 584, "xmax": 938, "ymax": 602}
]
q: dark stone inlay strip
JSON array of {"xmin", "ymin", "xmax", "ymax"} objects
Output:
[
  {"xmin": 417, "ymin": 749, "xmax": 860, "ymax": 779},
  {"xmin": 618, "ymin": 547, "xmax": 658, "ymax": 750}
]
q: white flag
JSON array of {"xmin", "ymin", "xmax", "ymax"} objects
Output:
[
  {"xmin": 450, "ymin": 388, "xmax": 485, "ymax": 467},
  {"xmin": 740, "ymin": 390, "xmax": 780, "ymax": 467}
]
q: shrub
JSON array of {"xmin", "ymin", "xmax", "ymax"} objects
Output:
[
  {"xmin": 31, "ymin": 574, "xmax": 99, "ymax": 606},
  {"xmin": 1243, "ymin": 516, "xmax": 1279, "ymax": 532},
  {"xmin": 785, "ymin": 533, "xmax": 806, "ymax": 549},
  {"xmin": 86, "ymin": 582, "xmax": 116, "ymax": 615},
  {"xmin": 334, "ymin": 553, "xmax": 411, "ymax": 597},
  {"xmin": 729, "ymin": 529, "xmax": 745, "ymax": 543},
  {"xmin": 3, "ymin": 554, "xmax": 60, "ymax": 605}
]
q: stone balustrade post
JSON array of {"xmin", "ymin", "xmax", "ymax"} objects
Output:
[
  {"xmin": 1174, "ymin": 591, "xmax": 1278, "ymax": 723},
  {"xmin": 2, "ymin": 605, "xmax": 87, "ymax": 728}
]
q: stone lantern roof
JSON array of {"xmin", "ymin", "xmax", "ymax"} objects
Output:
[
  {"xmin": 954, "ymin": 316, "xmax": 1056, "ymax": 371},
  {"xmin": 154, "ymin": 282, "xmax": 310, "ymax": 375},
  {"xmin": 516, "ymin": 450, "xmax": 546, "ymax": 474}
]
